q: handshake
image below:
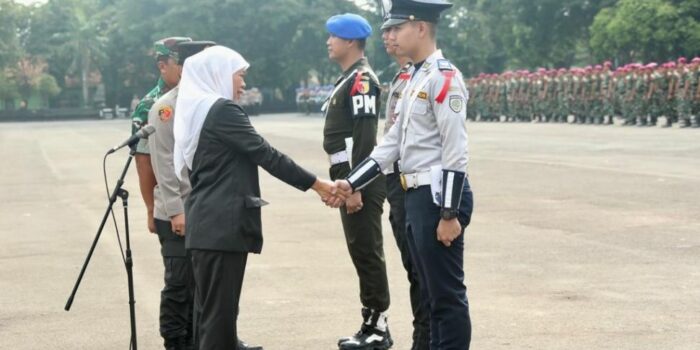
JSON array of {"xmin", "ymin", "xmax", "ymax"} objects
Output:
[{"xmin": 311, "ymin": 178, "xmax": 354, "ymax": 209}]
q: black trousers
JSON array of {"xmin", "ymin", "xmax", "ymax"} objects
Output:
[
  {"xmin": 405, "ymin": 183, "xmax": 474, "ymax": 350},
  {"xmin": 154, "ymin": 219, "xmax": 195, "ymax": 346},
  {"xmin": 191, "ymin": 249, "xmax": 248, "ymax": 350},
  {"xmin": 337, "ymin": 178, "xmax": 391, "ymax": 312},
  {"xmin": 386, "ymin": 172, "xmax": 430, "ymax": 339}
]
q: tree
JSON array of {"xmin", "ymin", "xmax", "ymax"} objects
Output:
[
  {"xmin": 590, "ymin": 0, "xmax": 700, "ymax": 63},
  {"xmin": 0, "ymin": 0, "xmax": 26, "ymax": 69},
  {"xmin": 48, "ymin": 0, "xmax": 108, "ymax": 107},
  {"xmin": 36, "ymin": 74, "xmax": 61, "ymax": 107},
  {"xmin": 9, "ymin": 57, "xmax": 60, "ymax": 108},
  {"xmin": 146, "ymin": 0, "xmax": 367, "ymax": 97},
  {"xmin": 0, "ymin": 70, "xmax": 20, "ymax": 104}
]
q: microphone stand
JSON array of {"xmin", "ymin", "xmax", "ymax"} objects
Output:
[{"xmin": 65, "ymin": 147, "xmax": 139, "ymax": 350}]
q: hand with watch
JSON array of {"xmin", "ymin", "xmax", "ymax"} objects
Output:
[{"xmin": 437, "ymin": 208, "xmax": 461, "ymax": 247}]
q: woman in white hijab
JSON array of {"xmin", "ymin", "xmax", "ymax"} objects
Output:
[{"xmin": 173, "ymin": 46, "xmax": 341, "ymax": 349}]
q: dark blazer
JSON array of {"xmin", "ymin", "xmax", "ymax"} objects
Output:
[{"xmin": 185, "ymin": 99, "xmax": 317, "ymax": 253}]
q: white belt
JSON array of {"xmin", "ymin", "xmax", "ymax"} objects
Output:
[
  {"xmin": 328, "ymin": 150, "xmax": 349, "ymax": 165},
  {"xmin": 383, "ymin": 160, "xmax": 401, "ymax": 175},
  {"xmin": 400, "ymin": 171, "xmax": 432, "ymax": 191}
]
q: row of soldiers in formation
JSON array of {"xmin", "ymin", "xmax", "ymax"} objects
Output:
[{"xmin": 466, "ymin": 57, "xmax": 700, "ymax": 128}]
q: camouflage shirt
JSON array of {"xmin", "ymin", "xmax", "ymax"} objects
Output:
[{"xmin": 131, "ymin": 78, "xmax": 166, "ymax": 154}]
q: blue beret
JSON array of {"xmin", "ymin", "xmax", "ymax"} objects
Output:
[{"xmin": 326, "ymin": 13, "xmax": 372, "ymax": 40}]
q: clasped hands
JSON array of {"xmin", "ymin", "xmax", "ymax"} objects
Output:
[{"xmin": 311, "ymin": 178, "xmax": 356, "ymax": 210}]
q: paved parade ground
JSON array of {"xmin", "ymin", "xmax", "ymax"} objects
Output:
[{"xmin": 1, "ymin": 115, "xmax": 699, "ymax": 349}]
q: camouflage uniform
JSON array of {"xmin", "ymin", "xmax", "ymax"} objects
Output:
[
  {"xmin": 674, "ymin": 66, "xmax": 692, "ymax": 127},
  {"xmin": 509, "ymin": 75, "xmax": 521, "ymax": 122},
  {"xmin": 527, "ymin": 75, "xmax": 538, "ymax": 121},
  {"xmin": 600, "ymin": 70, "xmax": 614, "ymax": 124},
  {"xmin": 615, "ymin": 71, "xmax": 630, "ymax": 124},
  {"xmin": 648, "ymin": 67, "xmax": 667, "ymax": 126},
  {"xmin": 497, "ymin": 77, "xmax": 508, "ymax": 121},
  {"xmin": 583, "ymin": 71, "xmax": 594, "ymax": 124},
  {"xmin": 466, "ymin": 79, "xmax": 477, "ymax": 121},
  {"xmin": 555, "ymin": 72, "xmax": 570, "ymax": 122},
  {"xmin": 691, "ymin": 62, "xmax": 700, "ymax": 127},
  {"xmin": 635, "ymin": 70, "xmax": 651, "ymax": 126},
  {"xmin": 572, "ymin": 72, "xmax": 584, "ymax": 123},
  {"xmin": 533, "ymin": 72, "xmax": 544, "ymax": 122},
  {"xmin": 589, "ymin": 70, "xmax": 601, "ymax": 124},
  {"xmin": 544, "ymin": 72, "xmax": 557, "ymax": 122},
  {"xmin": 472, "ymin": 78, "xmax": 484, "ymax": 120},
  {"xmin": 131, "ymin": 78, "xmax": 166, "ymax": 154}
]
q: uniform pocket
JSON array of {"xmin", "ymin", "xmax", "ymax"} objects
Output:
[
  {"xmin": 240, "ymin": 196, "xmax": 266, "ymax": 239},
  {"xmin": 412, "ymin": 101, "xmax": 429, "ymax": 115},
  {"xmin": 244, "ymin": 196, "xmax": 269, "ymax": 208}
]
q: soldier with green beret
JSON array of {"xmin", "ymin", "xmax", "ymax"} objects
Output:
[{"xmin": 131, "ymin": 36, "xmax": 191, "ymax": 239}]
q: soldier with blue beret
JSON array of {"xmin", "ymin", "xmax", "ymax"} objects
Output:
[{"xmin": 323, "ymin": 12, "xmax": 394, "ymax": 350}]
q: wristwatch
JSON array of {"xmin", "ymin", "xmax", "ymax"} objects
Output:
[{"xmin": 440, "ymin": 208, "xmax": 458, "ymax": 220}]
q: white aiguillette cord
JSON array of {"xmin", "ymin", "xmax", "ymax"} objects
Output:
[{"xmin": 321, "ymin": 69, "xmax": 358, "ymax": 116}]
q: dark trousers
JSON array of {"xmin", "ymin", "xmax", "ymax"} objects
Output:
[
  {"xmin": 386, "ymin": 172, "xmax": 430, "ymax": 340},
  {"xmin": 191, "ymin": 249, "xmax": 248, "ymax": 350},
  {"xmin": 154, "ymin": 219, "xmax": 195, "ymax": 346},
  {"xmin": 338, "ymin": 177, "xmax": 391, "ymax": 312},
  {"xmin": 404, "ymin": 183, "xmax": 474, "ymax": 350}
]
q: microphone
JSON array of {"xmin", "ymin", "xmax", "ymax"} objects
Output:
[{"xmin": 107, "ymin": 125, "xmax": 156, "ymax": 154}]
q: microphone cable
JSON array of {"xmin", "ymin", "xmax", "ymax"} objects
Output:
[{"xmin": 102, "ymin": 153, "xmax": 127, "ymax": 265}]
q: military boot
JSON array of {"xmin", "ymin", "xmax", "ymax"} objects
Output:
[
  {"xmin": 691, "ymin": 115, "xmax": 699, "ymax": 128},
  {"xmin": 338, "ymin": 308, "xmax": 393, "ymax": 350}
]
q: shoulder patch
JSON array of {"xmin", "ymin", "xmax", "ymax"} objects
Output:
[
  {"xmin": 449, "ymin": 96, "xmax": 464, "ymax": 113},
  {"xmin": 437, "ymin": 59, "xmax": 453, "ymax": 72},
  {"xmin": 357, "ymin": 75, "xmax": 371, "ymax": 94},
  {"xmin": 158, "ymin": 105, "xmax": 173, "ymax": 122}
]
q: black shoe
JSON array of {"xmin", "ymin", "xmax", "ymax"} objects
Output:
[
  {"xmin": 238, "ymin": 339, "xmax": 263, "ymax": 350},
  {"xmin": 338, "ymin": 309, "xmax": 393, "ymax": 350}
]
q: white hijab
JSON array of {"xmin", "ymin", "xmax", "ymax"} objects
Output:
[{"xmin": 173, "ymin": 45, "xmax": 250, "ymax": 178}]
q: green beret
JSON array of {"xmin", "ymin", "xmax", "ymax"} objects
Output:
[{"xmin": 154, "ymin": 36, "xmax": 192, "ymax": 60}]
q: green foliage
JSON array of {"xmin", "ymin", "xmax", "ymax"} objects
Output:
[
  {"xmin": 37, "ymin": 74, "xmax": 61, "ymax": 98},
  {"xmin": 590, "ymin": 0, "xmax": 700, "ymax": 63},
  {"xmin": 0, "ymin": 0, "xmax": 25, "ymax": 69},
  {"xmin": 0, "ymin": 73, "xmax": 19, "ymax": 101},
  {"xmin": 1, "ymin": 0, "xmax": 699, "ymax": 109}
]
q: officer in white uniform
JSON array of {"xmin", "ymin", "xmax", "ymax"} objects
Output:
[{"xmin": 338, "ymin": 1, "xmax": 474, "ymax": 348}]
